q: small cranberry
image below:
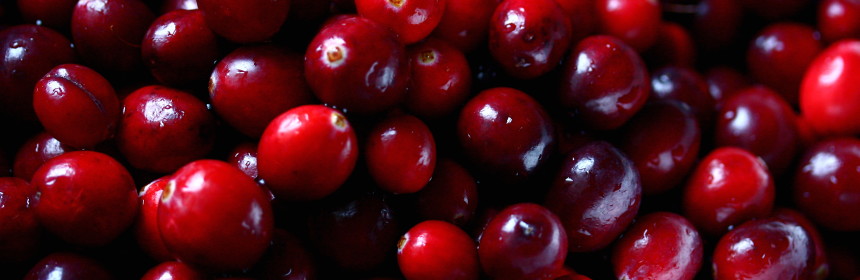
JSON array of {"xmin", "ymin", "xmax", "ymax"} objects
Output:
[
  {"xmin": 71, "ymin": 0, "xmax": 155, "ymax": 73},
  {"xmin": 24, "ymin": 252, "xmax": 112, "ymax": 280},
  {"xmin": 594, "ymin": 0, "xmax": 661, "ymax": 52},
  {"xmin": 257, "ymin": 229, "xmax": 318, "ymax": 280},
  {"xmin": 13, "ymin": 132, "xmax": 73, "ymax": 181},
  {"xmin": 747, "ymin": 23, "xmax": 823, "ymax": 106},
  {"xmin": 712, "ymin": 217, "xmax": 815, "ymax": 279},
  {"xmin": 356, "ymin": 0, "xmax": 446, "ymax": 44},
  {"xmin": 227, "ymin": 142, "xmax": 259, "ymax": 181},
  {"xmin": 416, "ymin": 158, "xmax": 479, "ymax": 227},
  {"xmin": 611, "ymin": 212, "xmax": 703, "ymax": 280},
  {"xmin": 818, "ymin": 0, "xmax": 860, "ymax": 43},
  {"xmin": 430, "ymin": 0, "xmax": 496, "ymax": 52},
  {"xmin": 365, "ymin": 114, "xmax": 436, "ymax": 194},
  {"xmin": 405, "ymin": 38, "xmax": 472, "ymax": 119},
  {"xmin": 793, "ymin": 138, "xmax": 860, "ymax": 231},
  {"xmin": 196, "ymin": 0, "xmax": 290, "ymax": 43},
  {"xmin": 398, "ymin": 220, "xmax": 479, "ymax": 280},
  {"xmin": 142, "ymin": 9, "xmax": 219, "ymax": 87},
  {"xmin": 488, "ymin": 0, "xmax": 572, "ymax": 79}
]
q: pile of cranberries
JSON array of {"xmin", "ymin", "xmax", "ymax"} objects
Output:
[{"xmin": 2, "ymin": 0, "xmax": 860, "ymax": 279}]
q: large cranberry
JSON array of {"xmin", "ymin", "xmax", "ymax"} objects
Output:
[
  {"xmin": 430, "ymin": 0, "xmax": 496, "ymax": 52},
  {"xmin": 13, "ymin": 132, "xmax": 73, "ymax": 181},
  {"xmin": 773, "ymin": 208, "xmax": 830, "ymax": 280},
  {"xmin": 17, "ymin": 0, "xmax": 77, "ymax": 29},
  {"xmin": 24, "ymin": 253, "xmax": 112, "ymax": 280},
  {"xmin": 197, "ymin": 0, "xmax": 290, "ymax": 43},
  {"xmin": 747, "ymin": 23, "xmax": 823, "ymax": 106},
  {"xmin": 257, "ymin": 229, "xmax": 318, "ymax": 280},
  {"xmin": 649, "ymin": 66, "xmax": 714, "ymax": 127},
  {"xmin": 818, "ymin": 0, "xmax": 860, "ymax": 43},
  {"xmin": 141, "ymin": 262, "xmax": 207, "ymax": 280},
  {"xmin": 355, "ymin": 0, "xmax": 445, "ymax": 44},
  {"xmin": 712, "ymin": 217, "xmax": 815, "ymax": 280},
  {"xmin": 488, "ymin": 0, "xmax": 571, "ymax": 79},
  {"xmin": 405, "ymin": 38, "xmax": 472, "ymax": 119},
  {"xmin": 416, "ymin": 158, "xmax": 479, "ymax": 227},
  {"xmin": 793, "ymin": 138, "xmax": 860, "ymax": 231},
  {"xmin": 365, "ymin": 114, "xmax": 436, "ymax": 194},
  {"xmin": 71, "ymin": 0, "xmax": 154, "ymax": 73},
  {"xmin": 142, "ymin": 9, "xmax": 219, "ymax": 87},
  {"xmin": 800, "ymin": 40, "xmax": 860, "ymax": 137},
  {"xmin": 594, "ymin": 0, "xmax": 661, "ymax": 52},
  {"xmin": 134, "ymin": 177, "xmax": 173, "ymax": 262},
  {"xmin": 0, "ymin": 177, "xmax": 40, "ymax": 263},
  {"xmin": 398, "ymin": 220, "xmax": 479, "ymax": 280},
  {"xmin": 611, "ymin": 212, "xmax": 703, "ymax": 280},
  {"xmin": 479, "ymin": 203, "xmax": 567, "ymax": 280}
]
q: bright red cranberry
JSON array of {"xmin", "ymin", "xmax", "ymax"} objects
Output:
[
  {"xmin": 117, "ymin": 85, "xmax": 216, "ymax": 174},
  {"xmin": 488, "ymin": 0, "xmax": 571, "ymax": 79},
  {"xmin": 457, "ymin": 87, "xmax": 555, "ymax": 183},
  {"xmin": 611, "ymin": 212, "xmax": 703, "ymax": 280},
  {"xmin": 747, "ymin": 23, "xmax": 823, "ymax": 106},
  {"xmin": 416, "ymin": 158, "xmax": 479, "ymax": 227},
  {"xmin": 17, "ymin": 0, "xmax": 77, "ymax": 29},
  {"xmin": 715, "ymin": 86, "xmax": 800, "ymax": 176},
  {"xmin": 31, "ymin": 151, "xmax": 138, "ymax": 246},
  {"xmin": 712, "ymin": 217, "xmax": 815, "ymax": 280},
  {"xmin": 544, "ymin": 141, "xmax": 642, "ymax": 252},
  {"xmin": 141, "ymin": 262, "xmax": 207, "ymax": 280},
  {"xmin": 619, "ymin": 101, "xmax": 701, "ymax": 194},
  {"xmin": 818, "ymin": 0, "xmax": 860, "ymax": 43},
  {"xmin": 398, "ymin": 220, "xmax": 479, "ymax": 280},
  {"xmin": 430, "ymin": 0, "xmax": 496, "ymax": 52},
  {"xmin": 693, "ymin": 0, "xmax": 742, "ymax": 53},
  {"xmin": 258, "ymin": 105, "xmax": 357, "ymax": 201},
  {"xmin": 773, "ymin": 208, "xmax": 830, "ymax": 280},
  {"xmin": 738, "ymin": 0, "xmax": 811, "ymax": 20},
  {"xmin": 304, "ymin": 16, "xmax": 409, "ymax": 115},
  {"xmin": 356, "ymin": 0, "xmax": 445, "ymax": 44},
  {"xmin": 228, "ymin": 142, "xmax": 259, "ymax": 181},
  {"xmin": 24, "ymin": 252, "xmax": 112, "ymax": 280},
  {"xmin": 366, "ymin": 114, "xmax": 436, "ymax": 194},
  {"xmin": 560, "ymin": 35, "xmax": 649, "ymax": 130},
  {"xmin": 13, "ymin": 132, "xmax": 73, "ymax": 181},
  {"xmin": 134, "ymin": 177, "xmax": 173, "ymax": 262},
  {"xmin": 405, "ymin": 38, "xmax": 472, "ymax": 119},
  {"xmin": 644, "ymin": 22, "xmax": 696, "ymax": 68},
  {"xmin": 554, "ymin": 0, "xmax": 597, "ymax": 43},
  {"xmin": 197, "ymin": 0, "xmax": 289, "ymax": 43},
  {"xmin": 71, "ymin": 0, "xmax": 154, "ymax": 73},
  {"xmin": 257, "ymin": 229, "xmax": 318, "ymax": 280},
  {"xmin": 210, "ymin": 45, "xmax": 314, "ymax": 138},
  {"xmin": 800, "ymin": 40, "xmax": 860, "ymax": 137},
  {"xmin": 649, "ymin": 66, "xmax": 714, "ymax": 127},
  {"xmin": 33, "ymin": 64, "xmax": 120, "ymax": 149},
  {"xmin": 161, "ymin": 0, "xmax": 198, "ymax": 13},
  {"xmin": 682, "ymin": 147, "xmax": 775, "ymax": 236},
  {"xmin": 159, "ymin": 160, "xmax": 274, "ymax": 272},
  {"xmin": 595, "ymin": 0, "xmax": 661, "ymax": 52},
  {"xmin": 142, "ymin": 9, "xmax": 219, "ymax": 87},
  {"xmin": 479, "ymin": 203, "xmax": 567, "ymax": 280},
  {"xmin": 0, "ymin": 177, "xmax": 40, "ymax": 263},
  {"xmin": 705, "ymin": 66, "xmax": 749, "ymax": 110},
  {"xmin": 793, "ymin": 138, "xmax": 860, "ymax": 231}
]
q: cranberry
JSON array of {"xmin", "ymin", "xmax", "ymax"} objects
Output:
[
  {"xmin": 257, "ymin": 229, "xmax": 318, "ymax": 280},
  {"xmin": 416, "ymin": 158, "xmax": 479, "ymax": 227},
  {"xmin": 257, "ymin": 105, "xmax": 358, "ymax": 201},
  {"xmin": 644, "ymin": 22, "xmax": 696, "ymax": 68},
  {"xmin": 611, "ymin": 212, "xmax": 703, "ymax": 280},
  {"xmin": 31, "ymin": 151, "xmax": 138, "ymax": 246},
  {"xmin": 793, "ymin": 138, "xmax": 860, "ymax": 231},
  {"xmin": 544, "ymin": 141, "xmax": 641, "ymax": 252},
  {"xmin": 398, "ymin": 220, "xmax": 479, "ymax": 280},
  {"xmin": 738, "ymin": 0, "xmax": 811, "ymax": 20},
  {"xmin": 773, "ymin": 208, "xmax": 830, "ymax": 280},
  {"xmin": 554, "ymin": 0, "xmax": 597, "ymax": 43},
  {"xmin": 430, "ymin": 0, "xmax": 496, "ymax": 52},
  {"xmin": 304, "ymin": 16, "xmax": 409, "ymax": 115},
  {"xmin": 141, "ymin": 262, "xmax": 207, "ymax": 280},
  {"xmin": 227, "ymin": 142, "xmax": 259, "ymax": 181},
  {"xmin": 747, "ymin": 23, "xmax": 823, "ymax": 106},
  {"xmin": 712, "ymin": 217, "xmax": 815, "ymax": 279},
  {"xmin": 818, "ymin": 0, "xmax": 860, "ymax": 43},
  {"xmin": 489, "ymin": 0, "xmax": 572, "ymax": 79},
  {"xmin": 17, "ymin": 0, "xmax": 76, "ymax": 29},
  {"xmin": 196, "ymin": 0, "xmax": 289, "ymax": 43},
  {"xmin": 142, "ymin": 9, "xmax": 219, "ymax": 87},
  {"xmin": 693, "ymin": 0, "xmax": 742, "ymax": 53},
  {"xmin": 457, "ymin": 87, "xmax": 555, "ymax": 183},
  {"xmin": 800, "ymin": 39, "xmax": 860, "ymax": 137},
  {"xmin": 24, "ymin": 252, "xmax": 112, "ymax": 280},
  {"xmin": 71, "ymin": 0, "xmax": 154, "ymax": 73},
  {"xmin": 594, "ymin": 0, "xmax": 661, "ymax": 52},
  {"xmin": 12, "ymin": 132, "xmax": 73, "ymax": 181},
  {"xmin": 355, "ymin": 0, "xmax": 445, "ymax": 44},
  {"xmin": 134, "ymin": 177, "xmax": 173, "ymax": 262},
  {"xmin": 705, "ymin": 66, "xmax": 749, "ymax": 110},
  {"xmin": 158, "ymin": 160, "xmax": 274, "ymax": 272},
  {"xmin": 560, "ymin": 35, "xmax": 650, "ymax": 130},
  {"xmin": 366, "ymin": 114, "xmax": 436, "ymax": 194},
  {"xmin": 0, "ymin": 177, "xmax": 40, "ymax": 263},
  {"xmin": 682, "ymin": 147, "xmax": 775, "ymax": 236},
  {"xmin": 162, "ymin": 0, "xmax": 198, "ymax": 13},
  {"xmin": 649, "ymin": 66, "xmax": 714, "ymax": 126},
  {"xmin": 479, "ymin": 203, "xmax": 567, "ymax": 280},
  {"xmin": 405, "ymin": 38, "xmax": 472, "ymax": 119},
  {"xmin": 210, "ymin": 45, "xmax": 314, "ymax": 138}
]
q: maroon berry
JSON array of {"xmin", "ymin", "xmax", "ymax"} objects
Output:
[
  {"xmin": 430, "ymin": 0, "xmax": 496, "ymax": 52},
  {"xmin": 25, "ymin": 253, "xmax": 112, "ymax": 280},
  {"xmin": 416, "ymin": 159, "xmax": 479, "ymax": 227},
  {"xmin": 747, "ymin": 23, "xmax": 822, "ymax": 105},
  {"xmin": 142, "ymin": 9, "xmax": 219, "ymax": 87},
  {"xmin": 134, "ymin": 177, "xmax": 173, "ymax": 262},
  {"xmin": 488, "ymin": 0, "xmax": 572, "ymax": 79},
  {"xmin": 13, "ymin": 132, "xmax": 73, "ymax": 182},
  {"xmin": 611, "ymin": 212, "xmax": 703, "ymax": 280},
  {"xmin": 355, "ymin": 0, "xmax": 446, "ymax": 44},
  {"xmin": 0, "ymin": 177, "xmax": 40, "ymax": 263},
  {"xmin": 71, "ymin": 0, "xmax": 155, "ymax": 73},
  {"xmin": 196, "ymin": 0, "xmax": 290, "ymax": 43},
  {"xmin": 793, "ymin": 138, "xmax": 860, "ymax": 231},
  {"xmin": 365, "ymin": 114, "xmax": 436, "ymax": 194},
  {"xmin": 712, "ymin": 217, "xmax": 815, "ymax": 279}
]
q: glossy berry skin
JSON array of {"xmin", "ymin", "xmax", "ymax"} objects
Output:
[
  {"xmin": 619, "ymin": 101, "xmax": 701, "ymax": 194},
  {"xmin": 31, "ymin": 151, "xmax": 138, "ymax": 246},
  {"xmin": 257, "ymin": 229, "xmax": 318, "ymax": 280},
  {"xmin": 611, "ymin": 212, "xmax": 703, "ymax": 280},
  {"xmin": 818, "ymin": 0, "xmax": 860, "ymax": 43},
  {"xmin": 17, "ymin": 0, "xmax": 77, "ymax": 29},
  {"xmin": 356, "ymin": 0, "xmax": 446, "ymax": 44},
  {"xmin": 134, "ymin": 178, "xmax": 173, "ymax": 262},
  {"xmin": 197, "ymin": 0, "xmax": 289, "ymax": 43},
  {"xmin": 33, "ymin": 64, "xmax": 120, "ymax": 149},
  {"xmin": 24, "ymin": 253, "xmax": 112, "ymax": 280},
  {"xmin": 398, "ymin": 220, "xmax": 479, "ymax": 280},
  {"xmin": 304, "ymin": 16, "xmax": 409, "ymax": 115},
  {"xmin": 682, "ymin": 147, "xmax": 775, "ymax": 236},
  {"xmin": 162, "ymin": 0, "xmax": 199, "ymax": 12},
  {"xmin": 773, "ymin": 209, "xmax": 830, "ymax": 280},
  {"xmin": 457, "ymin": 87, "xmax": 555, "ymax": 183},
  {"xmin": 800, "ymin": 40, "xmax": 860, "ymax": 137},
  {"xmin": 595, "ymin": 0, "xmax": 661, "ymax": 52},
  {"xmin": 712, "ymin": 217, "xmax": 815, "ymax": 280},
  {"xmin": 71, "ymin": 0, "xmax": 154, "ymax": 73},
  {"xmin": 416, "ymin": 159, "xmax": 479, "ymax": 227},
  {"xmin": 479, "ymin": 203, "xmax": 568, "ymax": 280},
  {"xmin": 141, "ymin": 262, "xmax": 206, "ymax": 280},
  {"xmin": 210, "ymin": 45, "xmax": 314, "ymax": 138},
  {"xmin": 488, "ymin": 0, "xmax": 572, "ymax": 79},
  {"xmin": 747, "ymin": 23, "xmax": 822, "ymax": 106},
  {"xmin": 793, "ymin": 138, "xmax": 860, "ymax": 231},
  {"xmin": 366, "ymin": 114, "xmax": 436, "ymax": 194},
  {"xmin": 13, "ymin": 132, "xmax": 73, "ymax": 181},
  {"xmin": 431, "ymin": 0, "xmax": 496, "ymax": 52},
  {"xmin": 228, "ymin": 142, "xmax": 259, "ymax": 181},
  {"xmin": 405, "ymin": 38, "xmax": 472, "ymax": 119},
  {"xmin": 560, "ymin": 35, "xmax": 650, "ymax": 130},
  {"xmin": 142, "ymin": 9, "xmax": 219, "ymax": 87},
  {"xmin": 258, "ymin": 105, "xmax": 357, "ymax": 201},
  {"xmin": 117, "ymin": 85, "xmax": 216, "ymax": 174},
  {"xmin": 544, "ymin": 141, "xmax": 641, "ymax": 252},
  {"xmin": 0, "ymin": 177, "xmax": 40, "ymax": 263},
  {"xmin": 158, "ymin": 160, "xmax": 274, "ymax": 272},
  {"xmin": 649, "ymin": 66, "xmax": 714, "ymax": 127}
]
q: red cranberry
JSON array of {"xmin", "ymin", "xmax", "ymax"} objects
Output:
[
  {"xmin": 158, "ymin": 160, "xmax": 274, "ymax": 272},
  {"xmin": 738, "ymin": 0, "xmax": 811, "ymax": 20},
  {"xmin": 71, "ymin": 0, "xmax": 154, "ymax": 73},
  {"xmin": 196, "ymin": 0, "xmax": 289, "ymax": 43},
  {"xmin": 416, "ymin": 158, "xmax": 479, "ymax": 227},
  {"xmin": 227, "ymin": 142, "xmax": 259, "ymax": 181},
  {"xmin": 649, "ymin": 66, "xmax": 714, "ymax": 127},
  {"xmin": 800, "ymin": 40, "xmax": 860, "ymax": 137},
  {"xmin": 13, "ymin": 132, "xmax": 73, "ymax": 181},
  {"xmin": 611, "ymin": 212, "xmax": 703, "ymax": 280},
  {"xmin": 142, "ymin": 9, "xmax": 219, "ymax": 87},
  {"xmin": 0, "ymin": 177, "xmax": 40, "ymax": 263},
  {"xmin": 304, "ymin": 16, "xmax": 409, "ymax": 115},
  {"xmin": 682, "ymin": 147, "xmax": 775, "ymax": 236},
  {"xmin": 257, "ymin": 229, "xmax": 318, "ymax": 280},
  {"xmin": 398, "ymin": 220, "xmax": 479, "ymax": 280},
  {"xmin": 544, "ymin": 141, "xmax": 642, "ymax": 252},
  {"xmin": 747, "ymin": 23, "xmax": 823, "ymax": 106},
  {"xmin": 705, "ymin": 66, "xmax": 749, "ymax": 110},
  {"xmin": 430, "ymin": 0, "xmax": 496, "ymax": 52},
  {"xmin": 693, "ymin": 0, "xmax": 742, "ymax": 53},
  {"xmin": 644, "ymin": 22, "xmax": 696, "ymax": 68},
  {"xmin": 818, "ymin": 0, "xmax": 860, "ymax": 43},
  {"xmin": 366, "ymin": 114, "xmax": 436, "ymax": 194},
  {"xmin": 141, "ymin": 262, "xmax": 207, "ymax": 280},
  {"xmin": 117, "ymin": 85, "xmax": 216, "ymax": 174},
  {"xmin": 560, "ymin": 35, "xmax": 650, "ymax": 130},
  {"xmin": 488, "ymin": 0, "xmax": 571, "ymax": 79},
  {"xmin": 24, "ymin": 252, "xmax": 112, "ymax": 280},
  {"xmin": 773, "ymin": 208, "xmax": 830, "ymax": 280},
  {"xmin": 355, "ymin": 0, "xmax": 446, "ymax": 44},
  {"xmin": 210, "ymin": 45, "xmax": 314, "ymax": 138},
  {"xmin": 405, "ymin": 38, "xmax": 472, "ymax": 119},
  {"xmin": 17, "ymin": 0, "xmax": 77, "ymax": 29},
  {"xmin": 31, "ymin": 151, "xmax": 138, "ymax": 246},
  {"xmin": 161, "ymin": 0, "xmax": 198, "ymax": 13},
  {"xmin": 712, "ymin": 217, "xmax": 815, "ymax": 279},
  {"xmin": 257, "ymin": 105, "xmax": 357, "ymax": 201},
  {"xmin": 793, "ymin": 138, "xmax": 860, "ymax": 231},
  {"xmin": 554, "ymin": 0, "xmax": 597, "ymax": 43},
  {"xmin": 479, "ymin": 203, "xmax": 567, "ymax": 280},
  {"xmin": 134, "ymin": 177, "xmax": 173, "ymax": 262},
  {"xmin": 594, "ymin": 0, "xmax": 661, "ymax": 52}
]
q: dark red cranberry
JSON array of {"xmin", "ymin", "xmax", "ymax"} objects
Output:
[
  {"xmin": 682, "ymin": 147, "xmax": 775, "ymax": 236},
  {"xmin": 488, "ymin": 0, "xmax": 572, "ymax": 79},
  {"xmin": 161, "ymin": 0, "xmax": 198, "ymax": 13},
  {"xmin": 611, "ymin": 212, "xmax": 703, "ymax": 280},
  {"xmin": 117, "ymin": 85, "xmax": 216, "ymax": 174},
  {"xmin": 366, "ymin": 114, "xmax": 436, "ymax": 194},
  {"xmin": 257, "ymin": 229, "xmax": 318, "ymax": 280},
  {"xmin": 210, "ymin": 45, "xmax": 314, "ymax": 138},
  {"xmin": 159, "ymin": 160, "xmax": 274, "ymax": 272},
  {"xmin": 705, "ymin": 66, "xmax": 749, "ymax": 110},
  {"xmin": 197, "ymin": 0, "xmax": 289, "ymax": 43},
  {"xmin": 24, "ymin": 252, "xmax": 112, "ymax": 280},
  {"xmin": 416, "ymin": 158, "xmax": 479, "ymax": 227},
  {"xmin": 693, "ymin": 0, "xmax": 742, "ymax": 53},
  {"xmin": 457, "ymin": 87, "xmax": 555, "ymax": 183},
  {"xmin": 228, "ymin": 142, "xmax": 259, "ymax": 181},
  {"xmin": 304, "ymin": 16, "xmax": 409, "ymax": 115},
  {"xmin": 257, "ymin": 105, "xmax": 358, "ymax": 201},
  {"xmin": 560, "ymin": 35, "xmax": 650, "ymax": 130},
  {"xmin": 71, "ymin": 0, "xmax": 154, "ymax": 73},
  {"xmin": 17, "ymin": 0, "xmax": 77, "ymax": 29},
  {"xmin": 747, "ymin": 23, "xmax": 823, "ymax": 106},
  {"xmin": 142, "ymin": 9, "xmax": 219, "ymax": 87},
  {"xmin": 594, "ymin": 0, "xmax": 661, "ymax": 52},
  {"xmin": 398, "ymin": 220, "xmax": 479, "ymax": 280},
  {"xmin": 738, "ymin": 0, "xmax": 811, "ymax": 20},
  {"xmin": 356, "ymin": 0, "xmax": 446, "ymax": 44},
  {"xmin": 649, "ymin": 66, "xmax": 714, "ymax": 127},
  {"xmin": 712, "ymin": 217, "xmax": 815, "ymax": 279},
  {"xmin": 800, "ymin": 40, "xmax": 860, "ymax": 137},
  {"xmin": 773, "ymin": 208, "xmax": 830, "ymax": 280},
  {"xmin": 31, "ymin": 151, "xmax": 138, "ymax": 246},
  {"xmin": 818, "ymin": 0, "xmax": 860, "ymax": 43},
  {"xmin": 430, "ymin": 0, "xmax": 496, "ymax": 52},
  {"xmin": 793, "ymin": 138, "xmax": 860, "ymax": 231},
  {"xmin": 141, "ymin": 262, "xmax": 207, "ymax": 280},
  {"xmin": 644, "ymin": 22, "xmax": 696, "ymax": 68},
  {"xmin": 405, "ymin": 38, "xmax": 472, "ymax": 119},
  {"xmin": 134, "ymin": 177, "xmax": 173, "ymax": 262},
  {"xmin": 479, "ymin": 203, "xmax": 567, "ymax": 280},
  {"xmin": 13, "ymin": 132, "xmax": 73, "ymax": 181},
  {"xmin": 619, "ymin": 100, "xmax": 701, "ymax": 194},
  {"xmin": 554, "ymin": 0, "xmax": 596, "ymax": 43},
  {"xmin": 544, "ymin": 141, "xmax": 642, "ymax": 252},
  {"xmin": 0, "ymin": 177, "xmax": 40, "ymax": 263}
]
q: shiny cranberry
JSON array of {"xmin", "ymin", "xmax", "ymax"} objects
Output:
[
  {"xmin": 544, "ymin": 141, "xmax": 641, "ymax": 252},
  {"xmin": 488, "ymin": 0, "xmax": 571, "ymax": 79},
  {"xmin": 31, "ymin": 151, "xmax": 138, "ymax": 246},
  {"xmin": 793, "ymin": 138, "xmax": 860, "ymax": 231},
  {"xmin": 33, "ymin": 64, "xmax": 120, "ymax": 149},
  {"xmin": 134, "ymin": 177, "xmax": 173, "ymax": 262},
  {"xmin": 366, "ymin": 114, "xmax": 436, "ymax": 194},
  {"xmin": 619, "ymin": 101, "xmax": 701, "ymax": 194},
  {"xmin": 773, "ymin": 208, "xmax": 830, "ymax": 280},
  {"xmin": 210, "ymin": 45, "xmax": 314, "ymax": 138},
  {"xmin": 0, "ymin": 177, "xmax": 40, "ymax": 263},
  {"xmin": 117, "ymin": 85, "xmax": 216, "ymax": 174},
  {"xmin": 682, "ymin": 147, "xmax": 775, "ymax": 236},
  {"xmin": 196, "ymin": 0, "xmax": 289, "ymax": 43},
  {"xmin": 705, "ymin": 66, "xmax": 749, "ymax": 109},
  {"xmin": 141, "ymin": 262, "xmax": 207, "ymax": 280},
  {"xmin": 142, "ymin": 9, "xmax": 219, "ymax": 87},
  {"xmin": 693, "ymin": 0, "xmax": 742, "ymax": 53},
  {"xmin": 611, "ymin": 212, "xmax": 703, "ymax": 280},
  {"xmin": 159, "ymin": 160, "xmax": 274, "ymax": 272},
  {"xmin": 71, "ymin": 0, "xmax": 154, "ymax": 73},
  {"xmin": 644, "ymin": 22, "xmax": 696, "ymax": 68},
  {"xmin": 457, "ymin": 87, "xmax": 555, "ymax": 183},
  {"xmin": 479, "ymin": 203, "xmax": 567, "ymax": 280},
  {"xmin": 738, "ymin": 0, "xmax": 811, "ymax": 20},
  {"xmin": 800, "ymin": 40, "xmax": 860, "ymax": 137},
  {"xmin": 649, "ymin": 66, "xmax": 714, "ymax": 127},
  {"xmin": 258, "ymin": 105, "xmax": 357, "ymax": 201},
  {"xmin": 17, "ymin": 0, "xmax": 76, "ymax": 29},
  {"xmin": 24, "ymin": 252, "xmax": 112, "ymax": 280},
  {"xmin": 161, "ymin": 0, "xmax": 198, "ymax": 13},
  {"xmin": 818, "ymin": 0, "xmax": 860, "ymax": 43},
  {"xmin": 430, "ymin": 0, "xmax": 496, "ymax": 52},
  {"xmin": 712, "ymin": 217, "xmax": 815, "ymax": 280},
  {"xmin": 13, "ymin": 132, "xmax": 73, "ymax": 181},
  {"xmin": 405, "ymin": 38, "xmax": 472, "ymax": 119},
  {"xmin": 747, "ymin": 23, "xmax": 822, "ymax": 106},
  {"xmin": 595, "ymin": 0, "xmax": 660, "ymax": 52},
  {"xmin": 304, "ymin": 16, "xmax": 408, "ymax": 115},
  {"xmin": 228, "ymin": 142, "xmax": 259, "ymax": 181},
  {"xmin": 356, "ymin": 0, "xmax": 445, "ymax": 44},
  {"xmin": 560, "ymin": 35, "xmax": 649, "ymax": 130},
  {"xmin": 715, "ymin": 86, "xmax": 800, "ymax": 176},
  {"xmin": 398, "ymin": 220, "xmax": 479, "ymax": 280},
  {"xmin": 257, "ymin": 229, "xmax": 318, "ymax": 280},
  {"xmin": 416, "ymin": 158, "xmax": 479, "ymax": 227},
  {"xmin": 554, "ymin": 0, "xmax": 596, "ymax": 43}
]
